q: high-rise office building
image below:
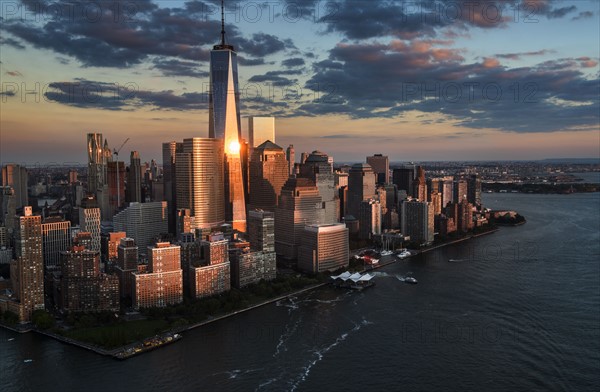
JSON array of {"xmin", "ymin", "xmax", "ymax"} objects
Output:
[
  {"xmin": 249, "ymin": 141, "xmax": 289, "ymax": 211},
  {"xmin": 107, "ymin": 161, "xmax": 126, "ymax": 216},
  {"xmin": 0, "ymin": 226, "xmax": 7, "ymax": 248},
  {"xmin": 41, "ymin": 217, "xmax": 71, "ymax": 270},
  {"xmin": 12, "ymin": 207, "xmax": 44, "ymax": 322},
  {"xmin": 176, "ymin": 138, "xmax": 225, "ymax": 231},
  {"xmin": 467, "ymin": 174, "xmax": 482, "ymax": 207},
  {"xmin": 102, "ymin": 231, "xmax": 126, "ymax": 265},
  {"xmin": 240, "ymin": 137, "xmax": 250, "ymax": 206},
  {"xmin": 299, "ymin": 151, "xmax": 339, "ymax": 224},
  {"xmin": 247, "ymin": 209, "xmax": 275, "ymax": 252},
  {"xmin": 69, "ymin": 170, "xmax": 78, "ymax": 184},
  {"xmin": 359, "ymin": 199, "xmax": 382, "ymax": 240},
  {"xmin": 457, "ymin": 199, "xmax": 474, "ymax": 233},
  {"xmin": 275, "ymin": 178, "xmax": 324, "ymax": 260},
  {"xmin": 79, "ymin": 196, "xmax": 101, "ymax": 252},
  {"xmin": 297, "ymin": 223, "xmax": 349, "ymax": 274},
  {"xmin": 133, "ymin": 242, "xmax": 183, "ymax": 308},
  {"xmin": 441, "ymin": 176, "xmax": 454, "ymax": 207},
  {"xmin": 335, "ymin": 171, "xmax": 349, "ymax": 188},
  {"xmin": 453, "ymin": 178, "xmax": 468, "ymax": 203},
  {"xmin": 162, "ymin": 141, "xmax": 182, "ymax": 235},
  {"xmin": 127, "ymin": 151, "xmax": 142, "ymax": 203},
  {"xmin": 430, "ymin": 192, "xmax": 443, "ymax": 216},
  {"xmin": 87, "ymin": 133, "xmax": 111, "ymax": 220},
  {"xmin": 366, "ymin": 154, "xmax": 389, "ymax": 185},
  {"xmin": 347, "ymin": 163, "xmax": 377, "ymax": 219},
  {"xmin": 413, "ymin": 166, "xmax": 427, "ymax": 201},
  {"xmin": 401, "ymin": 200, "xmax": 434, "ymax": 245},
  {"xmin": 248, "ymin": 117, "xmax": 275, "ymax": 147},
  {"xmin": 392, "ymin": 166, "xmax": 415, "ymax": 195},
  {"xmin": 113, "ymin": 201, "xmax": 168, "ymax": 253},
  {"xmin": 0, "ymin": 186, "xmax": 16, "ymax": 230},
  {"xmin": 208, "ymin": 11, "xmax": 246, "ymax": 232},
  {"xmin": 1, "ymin": 164, "xmax": 28, "ymax": 209},
  {"xmin": 286, "ymin": 145, "xmax": 295, "ymax": 176}
]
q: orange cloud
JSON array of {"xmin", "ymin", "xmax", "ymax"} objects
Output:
[{"xmin": 482, "ymin": 57, "xmax": 500, "ymax": 68}]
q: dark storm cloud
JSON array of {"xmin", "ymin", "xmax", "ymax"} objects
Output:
[
  {"xmin": 282, "ymin": 57, "xmax": 306, "ymax": 68},
  {"xmin": 300, "ymin": 41, "xmax": 599, "ymax": 133},
  {"xmin": 238, "ymin": 57, "xmax": 268, "ymax": 66},
  {"xmin": 152, "ymin": 59, "xmax": 209, "ymax": 78},
  {"xmin": 1, "ymin": 0, "xmax": 293, "ymax": 71},
  {"xmin": 316, "ymin": 0, "xmax": 580, "ymax": 40},
  {"xmin": 237, "ymin": 34, "xmax": 295, "ymax": 57},
  {"xmin": 248, "ymin": 70, "xmax": 299, "ymax": 87},
  {"xmin": 41, "ymin": 79, "xmax": 208, "ymax": 111}
]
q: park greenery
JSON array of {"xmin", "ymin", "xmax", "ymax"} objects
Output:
[{"xmin": 52, "ymin": 274, "xmax": 324, "ymax": 349}]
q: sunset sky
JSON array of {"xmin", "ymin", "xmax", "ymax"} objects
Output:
[{"xmin": 0, "ymin": 0, "xmax": 598, "ymax": 164}]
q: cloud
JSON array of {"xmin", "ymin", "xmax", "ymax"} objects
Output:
[
  {"xmin": 238, "ymin": 57, "xmax": 268, "ymax": 66},
  {"xmin": 152, "ymin": 59, "xmax": 209, "ymax": 78},
  {"xmin": 482, "ymin": 57, "xmax": 501, "ymax": 68},
  {"xmin": 546, "ymin": 5, "xmax": 577, "ymax": 19},
  {"xmin": 572, "ymin": 11, "xmax": 594, "ymax": 21},
  {"xmin": 41, "ymin": 79, "xmax": 208, "ymax": 111},
  {"xmin": 300, "ymin": 40, "xmax": 599, "ymax": 133},
  {"xmin": 496, "ymin": 50, "xmax": 554, "ymax": 60},
  {"xmin": 282, "ymin": 57, "xmax": 306, "ymax": 68},
  {"xmin": 577, "ymin": 57, "xmax": 599, "ymax": 68},
  {"xmin": 0, "ymin": 36, "xmax": 26, "ymax": 49},
  {"xmin": 313, "ymin": 0, "xmax": 579, "ymax": 40},
  {"xmin": 0, "ymin": 0, "xmax": 294, "ymax": 69},
  {"xmin": 248, "ymin": 70, "xmax": 300, "ymax": 87}
]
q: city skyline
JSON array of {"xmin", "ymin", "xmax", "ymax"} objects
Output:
[{"xmin": 1, "ymin": 0, "xmax": 599, "ymax": 163}]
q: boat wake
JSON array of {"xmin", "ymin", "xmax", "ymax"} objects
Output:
[
  {"xmin": 276, "ymin": 296, "xmax": 300, "ymax": 314},
  {"xmin": 209, "ymin": 367, "xmax": 264, "ymax": 380},
  {"xmin": 288, "ymin": 319, "xmax": 373, "ymax": 392},
  {"xmin": 273, "ymin": 315, "xmax": 303, "ymax": 358}
]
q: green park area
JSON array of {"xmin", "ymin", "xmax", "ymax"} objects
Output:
[{"xmin": 27, "ymin": 274, "xmax": 325, "ymax": 350}]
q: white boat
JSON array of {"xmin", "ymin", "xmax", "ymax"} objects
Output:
[
  {"xmin": 23, "ymin": 359, "xmax": 33, "ymax": 363},
  {"xmin": 380, "ymin": 250, "xmax": 393, "ymax": 256},
  {"xmin": 8, "ymin": 338, "xmax": 15, "ymax": 342},
  {"xmin": 404, "ymin": 277, "xmax": 418, "ymax": 284},
  {"xmin": 397, "ymin": 250, "xmax": 411, "ymax": 259}
]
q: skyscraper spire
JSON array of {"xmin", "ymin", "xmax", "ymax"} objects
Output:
[{"xmin": 221, "ymin": 0, "xmax": 225, "ymax": 46}]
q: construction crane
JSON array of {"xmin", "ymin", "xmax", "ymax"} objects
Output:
[
  {"xmin": 113, "ymin": 138, "xmax": 129, "ymax": 207},
  {"xmin": 114, "ymin": 138, "xmax": 129, "ymax": 159}
]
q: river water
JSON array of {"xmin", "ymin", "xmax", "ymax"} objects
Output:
[{"xmin": 1, "ymin": 193, "xmax": 599, "ymax": 391}]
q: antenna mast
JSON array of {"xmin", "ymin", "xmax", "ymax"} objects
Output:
[{"xmin": 221, "ymin": 0, "xmax": 225, "ymax": 46}]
